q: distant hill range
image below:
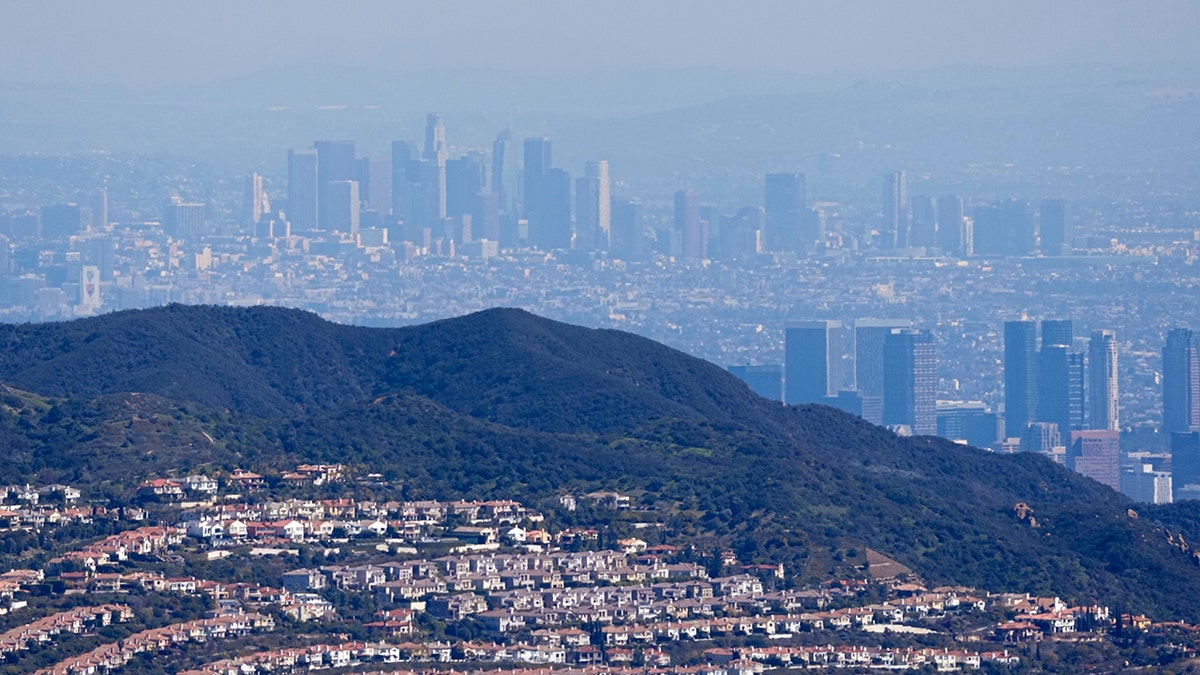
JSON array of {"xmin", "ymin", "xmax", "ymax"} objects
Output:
[{"xmin": 3, "ymin": 304, "xmax": 1200, "ymax": 619}]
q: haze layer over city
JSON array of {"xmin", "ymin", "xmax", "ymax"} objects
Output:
[{"xmin": 2, "ymin": 1, "xmax": 1200, "ymax": 499}]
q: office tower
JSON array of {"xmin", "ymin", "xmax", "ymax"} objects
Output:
[
  {"xmin": 674, "ymin": 189, "xmax": 707, "ymax": 259},
  {"xmin": 1088, "ymin": 330, "xmax": 1119, "ymax": 431},
  {"xmin": 881, "ymin": 171, "xmax": 907, "ymax": 249},
  {"xmin": 1164, "ymin": 328, "xmax": 1200, "ymax": 433},
  {"xmin": 78, "ymin": 265, "xmax": 101, "ymax": 314},
  {"xmin": 785, "ymin": 320, "xmax": 842, "ymax": 405},
  {"xmin": 936, "ymin": 195, "xmax": 964, "ymax": 254},
  {"xmin": 1041, "ymin": 319, "xmax": 1072, "ymax": 348},
  {"xmin": 1173, "ymin": 432, "xmax": 1200, "ymax": 499},
  {"xmin": 523, "ymin": 137, "xmax": 552, "ymax": 220},
  {"xmin": 1004, "ymin": 320, "xmax": 1039, "ymax": 436},
  {"xmin": 40, "ymin": 204, "xmax": 82, "ymax": 240},
  {"xmin": 356, "ymin": 157, "xmax": 391, "ymax": 215},
  {"xmin": 719, "ymin": 206, "xmax": 761, "ymax": 260},
  {"xmin": 972, "ymin": 200, "xmax": 1035, "ymax": 257},
  {"xmin": 446, "ymin": 153, "xmax": 487, "ymax": 219},
  {"xmin": 88, "ymin": 189, "xmax": 108, "ymax": 231},
  {"xmin": 243, "ymin": 173, "xmax": 267, "ymax": 225},
  {"xmin": 882, "ymin": 328, "xmax": 936, "ymax": 435},
  {"xmin": 764, "ymin": 172, "xmax": 805, "ymax": 252},
  {"xmin": 1040, "ymin": 199, "xmax": 1068, "ymax": 254},
  {"xmin": 531, "ymin": 168, "xmax": 571, "ymax": 251},
  {"xmin": 419, "ymin": 114, "xmax": 448, "ymax": 222},
  {"xmin": 1021, "ymin": 422, "xmax": 1063, "ymax": 455},
  {"xmin": 727, "ymin": 364, "xmax": 783, "ymax": 402},
  {"xmin": 492, "ymin": 130, "xmax": 516, "ymax": 215},
  {"xmin": 470, "ymin": 191, "xmax": 501, "ymax": 242},
  {"xmin": 1068, "ymin": 430, "xmax": 1120, "ymax": 491},
  {"xmin": 1121, "ymin": 464, "xmax": 1172, "ymax": 504},
  {"xmin": 1037, "ymin": 319, "xmax": 1083, "ymax": 437},
  {"xmin": 425, "ymin": 113, "xmax": 447, "ymax": 161},
  {"xmin": 287, "ymin": 148, "xmax": 319, "ymax": 232},
  {"xmin": 390, "ymin": 141, "xmax": 417, "ymax": 220},
  {"xmin": 327, "ymin": 181, "xmax": 360, "ymax": 238},
  {"xmin": 1037, "ymin": 345, "xmax": 1074, "ymax": 437},
  {"xmin": 163, "ymin": 197, "xmax": 205, "ymax": 241},
  {"xmin": 574, "ymin": 160, "xmax": 611, "ymax": 251},
  {"xmin": 909, "ymin": 195, "xmax": 937, "ymax": 248},
  {"xmin": 855, "ymin": 319, "xmax": 911, "ymax": 425},
  {"xmin": 610, "ymin": 199, "xmax": 643, "ymax": 260},
  {"xmin": 936, "ymin": 402, "xmax": 999, "ymax": 448},
  {"xmin": 314, "ymin": 140, "xmax": 356, "ymax": 230}
]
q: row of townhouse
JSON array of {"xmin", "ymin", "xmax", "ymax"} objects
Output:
[
  {"xmin": 51, "ymin": 526, "xmax": 184, "ymax": 570},
  {"xmin": 33, "ymin": 613, "xmax": 275, "ymax": 675},
  {"xmin": 707, "ymin": 644, "xmax": 1021, "ymax": 670},
  {"xmin": 0, "ymin": 605, "xmax": 133, "ymax": 657}
]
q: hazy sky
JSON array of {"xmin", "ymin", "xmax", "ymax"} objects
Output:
[{"xmin": 4, "ymin": 1, "xmax": 1198, "ymax": 86}]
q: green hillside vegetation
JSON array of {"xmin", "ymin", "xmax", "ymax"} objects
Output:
[{"xmin": 1, "ymin": 305, "xmax": 1199, "ymax": 620}]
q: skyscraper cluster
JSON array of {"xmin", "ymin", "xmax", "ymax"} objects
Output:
[
  {"xmin": 280, "ymin": 116, "xmax": 613, "ymax": 255},
  {"xmin": 780, "ymin": 318, "xmax": 936, "ymax": 436}
]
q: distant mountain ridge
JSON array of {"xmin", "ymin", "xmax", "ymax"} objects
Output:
[{"xmin": 2, "ymin": 304, "xmax": 1200, "ymax": 620}]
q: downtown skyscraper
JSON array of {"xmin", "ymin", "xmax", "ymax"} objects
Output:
[
  {"xmin": 882, "ymin": 328, "xmax": 937, "ymax": 435},
  {"xmin": 1164, "ymin": 328, "xmax": 1200, "ymax": 433},
  {"xmin": 1004, "ymin": 320, "xmax": 1039, "ymax": 437},
  {"xmin": 287, "ymin": 148, "xmax": 319, "ymax": 233},
  {"xmin": 785, "ymin": 320, "xmax": 841, "ymax": 405},
  {"xmin": 764, "ymin": 172, "xmax": 805, "ymax": 252},
  {"xmin": 1088, "ymin": 329, "xmax": 1119, "ymax": 431},
  {"xmin": 575, "ymin": 160, "xmax": 611, "ymax": 251},
  {"xmin": 881, "ymin": 171, "xmax": 907, "ymax": 249}
]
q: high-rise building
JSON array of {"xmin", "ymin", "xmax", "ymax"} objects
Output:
[
  {"xmin": 390, "ymin": 141, "xmax": 417, "ymax": 221},
  {"xmin": 575, "ymin": 161, "xmax": 611, "ymax": 251},
  {"xmin": 785, "ymin": 320, "xmax": 842, "ymax": 405},
  {"xmin": 674, "ymin": 189, "xmax": 707, "ymax": 260},
  {"xmin": 936, "ymin": 195, "xmax": 964, "ymax": 254},
  {"xmin": 1041, "ymin": 319, "xmax": 1073, "ymax": 348},
  {"xmin": 446, "ymin": 153, "xmax": 487, "ymax": 219},
  {"xmin": 535, "ymin": 168, "xmax": 572, "ymax": 251},
  {"xmin": 1037, "ymin": 319, "xmax": 1084, "ymax": 437},
  {"xmin": 1037, "ymin": 344, "xmax": 1075, "ymax": 437},
  {"xmin": 326, "ymin": 181, "xmax": 360, "ymax": 238},
  {"xmin": 243, "ymin": 173, "xmax": 268, "ymax": 225},
  {"xmin": 492, "ymin": 130, "xmax": 517, "ymax": 215},
  {"xmin": 40, "ymin": 203, "xmax": 82, "ymax": 240},
  {"xmin": 88, "ymin": 189, "xmax": 108, "ymax": 231},
  {"xmin": 314, "ymin": 140, "xmax": 356, "ymax": 230},
  {"xmin": 854, "ymin": 318, "xmax": 911, "ymax": 425},
  {"xmin": 1021, "ymin": 422, "xmax": 1063, "ymax": 456},
  {"xmin": 1004, "ymin": 320, "xmax": 1039, "ymax": 436},
  {"xmin": 1121, "ymin": 464, "xmax": 1172, "ymax": 504},
  {"xmin": 1040, "ymin": 199, "xmax": 1068, "ymax": 254},
  {"xmin": 909, "ymin": 195, "xmax": 937, "ymax": 248},
  {"xmin": 163, "ymin": 196, "xmax": 205, "ymax": 241},
  {"xmin": 1172, "ymin": 432, "xmax": 1200, "ymax": 499},
  {"xmin": 764, "ymin": 173, "xmax": 805, "ymax": 252},
  {"xmin": 522, "ymin": 137, "xmax": 552, "ymax": 220},
  {"xmin": 610, "ymin": 199, "xmax": 643, "ymax": 260},
  {"xmin": 972, "ymin": 200, "xmax": 1035, "ymax": 257},
  {"xmin": 727, "ymin": 364, "xmax": 783, "ymax": 402},
  {"xmin": 718, "ymin": 206, "xmax": 762, "ymax": 260},
  {"xmin": 936, "ymin": 401, "xmax": 999, "ymax": 448},
  {"xmin": 882, "ymin": 328, "xmax": 936, "ymax": 435},
  {"xmin": 881, "ymin": 171, "xmax": 907, "ymax": 249},
  {"xmin": 423, "ymin": 114, "xmax": 448, "ymax": 221},
  {"xmin": 1164, "ymin": 328, "xmax": 1200, "ymax": 433},
  {"xmin": 1088, "ymin": 330, "xmax": 1119, "ymax": 431},
  {"xmin": 1068, "ymin": 430, "xmax": 1120, "ymax": 491},
  {"xmin": 356, "ymin": 157, "xmax": 391, "ymax": 215}
]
